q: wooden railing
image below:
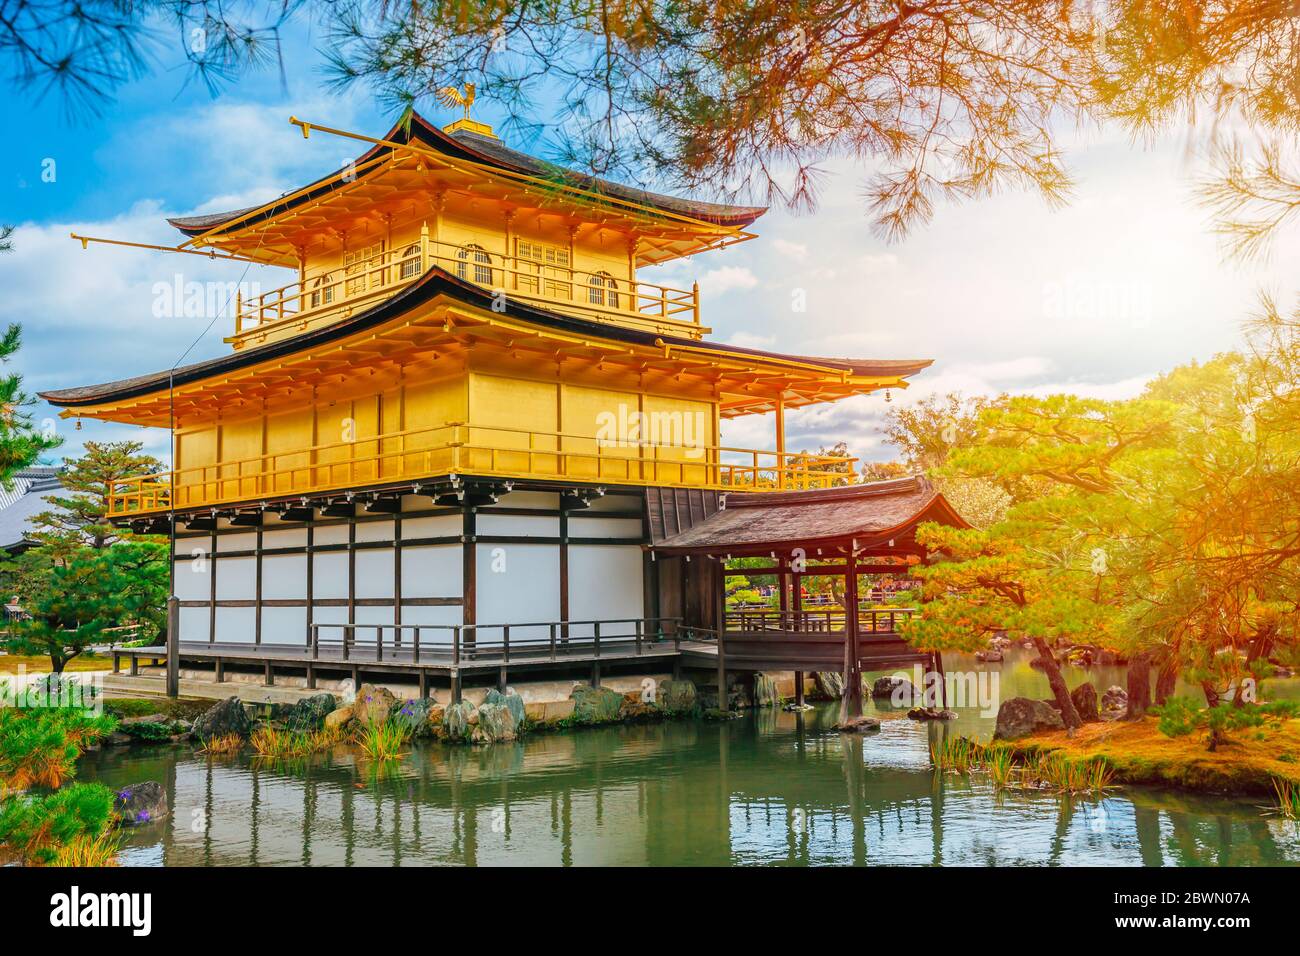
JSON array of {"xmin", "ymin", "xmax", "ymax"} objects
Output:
[
  {"xmin": 231, "ymin": 237, "xmax": 702, "ymax": 347},
  {"xmin": 106, "ymin": 421, "xmax": 857, "ymax": 516},
  {"xmin": 725, "ymin": 608, "xmax": 917, "ymax": 635}
]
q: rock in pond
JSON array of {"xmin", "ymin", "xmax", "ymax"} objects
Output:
[
  {"xmin": 570, "ymin": 684, "xmax": 624, "ymax": 724},
  {"xmin": 353, "ymin": 684, "xmax": 398, "ymax": 726},
  {"xmin": 814, "ymin": 672, "xmax": 844, "ymax": 699},
  {"xmin": 471, "ymin": 702, "xmax": 517, "ymax": 744},
  {"xmin": 872, "ymin": 675, "xmax": 917, "ymax": 705},
  {"xmin": 994, "ymin": 697, "xmax": 1065, "ymax": 740},
  {"xmin": 323, "ymin": 705, "xmax": 354, "ymax": 733},
  {"xmin": 283, "ymin": 693, "xmax": 338, "ymax": 732},
  {"xmin": 444, "ymin": 701, "xmax": 477, "ymax": 742},
  {"xmin": 192, "ymin": 696, "xmax": 254, "ymax": 741},
  {"xmin": 391, "ymin": 697, "xmax": 442, "ymax": 737},
  {"xmin": 753, "ymin": 673, "xmax": 783, "ymax": 708},
  {"xmin": 836, "ymin": 716, "xmax": 882, "ymax": 734},
  {"xmin": 907, "ymin": 707, "xmax": 957, "ymax": 721},
  {"xmin": 114, "ymin": 782, "xmax": 168, "ymax": 827},
  {"xmin": 657, "ymin": 679, "xmax": 698, "ymax": 715},
  {"xmin": 484, "ymin": 688, "xmax": 526, "ymax": 726}
]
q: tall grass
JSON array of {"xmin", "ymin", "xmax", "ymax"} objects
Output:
[
  {"xmin": 198, "ymin": 733, "xmax": 244, "ymax": 756},
  {"xmin": 929, "ymin": 734, "xmax": 1113, "ymax": 794},
  {"xmin": 51, "ymin": 830, "xmax": 121, "ymax": 867},
  {"xmin": 1272, "ymin": 778, "xmax": 1300, "ymax": 819},
  {"xmin": 353, "ymin": 720, "xmax": 409, "ymax": 761},
  {"xmin": 250, "ymin": 725, "xmax": 344, "ymax": 759}
]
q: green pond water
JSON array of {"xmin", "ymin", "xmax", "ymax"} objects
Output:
[{"xmin": 79, "ymin": 651, "xmax": 1300, "ymax": 866}]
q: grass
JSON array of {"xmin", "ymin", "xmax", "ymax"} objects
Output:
[
  {"xmin": 0, "ymin": 655, "xmax": 113, "ymax": 674},
  {"xmin": 50, "ymin": 830, "xmax": 121, "ymax": 867},
  {"xmin": 250, "ymin": 725, "xmax": 344, "ymax": 759},
  {"xmin": 353, "ymin": 720, "xmax": 409, "ymax": 761},
  {"xmin": 930, "ymin": 734, "xmax": 1114, "ymax": 794},
  {"xmin": 1008, "ymin": 715, "xmax": 1300, "ymax": 797},
  {"xmin": 1272, "ymin": 777, "xmax": 1300, "ymax": 819},
  {"xmin": 198, "ymin": 733, "xmax": 244, "ymax": 756}
]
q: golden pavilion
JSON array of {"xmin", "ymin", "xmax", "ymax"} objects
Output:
[{"xmin": 44, "ymin": 108, "xmax": 958, "ymax": 712}]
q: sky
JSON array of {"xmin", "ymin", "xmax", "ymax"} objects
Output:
[{"xmin": 3, "ymin": 17, "xmax": 1297, "ymax": 469}]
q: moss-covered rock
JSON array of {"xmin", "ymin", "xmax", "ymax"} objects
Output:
[
  {"xmin": 283, "ymin": 693, "xmax": 338, "ymax": 732},
  {"xmin": 657, "ymin": 679, "xmax": 698, "ymax": 715},
  {"xmin": 444, "ymin": 701, "xmax": 477, "ymax": 742},
  {"xmin": 391, "ymin": 697, "xmax": 442, "ymax": 737},
  {"xmin": 484, "ymin": 688, "xmax": 526, "ymax": 727},
  {"xmin": 192, "ymin": 697, "xmax": 254, "ymax": 741},
  {"xmin": 471, "ymin": 702, "xmax": 517, "ymax": 744},
  {"xmin": 353, "ymin": 684, "xmax": 397, "ymax": 726},
  {"xmin": 570, "ymin": 684, "xmax": 624, "ymax": 724}
]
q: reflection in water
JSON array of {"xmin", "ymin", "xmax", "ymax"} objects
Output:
[{"xmin": 80, "ymin": 696, "xmax": 1300, "ymax": 867}]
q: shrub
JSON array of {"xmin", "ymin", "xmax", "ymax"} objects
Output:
[
  {"xmin": 0, "ymin": 783, "xmax": 117, "ymax": 866},
  {"xmin": 1154, "ymin": 697, "xmax": 1300, "ymax": 752}
]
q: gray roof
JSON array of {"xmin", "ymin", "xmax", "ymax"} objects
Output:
[{"xmin": 0, "ymin": 467, "xmax": 64, "ymax": 552}]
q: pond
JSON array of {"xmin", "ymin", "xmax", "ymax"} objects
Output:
[{"xmin": 79, "ymin": 650, "xmax": 1300, "ymax": 866}]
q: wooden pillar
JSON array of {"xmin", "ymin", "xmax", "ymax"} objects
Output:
[
  {"xmin": 775, "ymin": 397, "xmax": 786, "ymax": 490},
  {"xmin": 254, "ymin": 525, "xmax": 263, "ymax": 645},
  {"xmin": 462, "ymin": 505, "xmax": 476, "ymax": 649},
  {"xmin": 715, "ymin": 558, "xmax": 728, "ymax": 710},
  {"xmin": 208, "ymin": 528, "xmax": 218, "ymax": 644},
  {"xmin": 840, "ymin": 550, "xmax": 863, "ymax": 722},
  {"xmin": 165, "ymin": 596, "xmax": 180, "ymax": 698}
]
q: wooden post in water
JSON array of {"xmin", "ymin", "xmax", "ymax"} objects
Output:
[
  {"xmin": 839, "ymin": 550, "xmax": 862, "ymax": 723},
  {"xmin": 165, "ymin": 595, "xmax": 180, "ymax": 699}
]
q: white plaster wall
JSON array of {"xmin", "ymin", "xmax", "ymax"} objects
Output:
[
  {"xmin": 261, "ymin": 606, "xmax": 307, "ymax": 645},
  {"xmin": 215, "ymin": 556, "xmax": 256, "ymax": 600},
  {"xmin": 478, "ymin": 512, "xmax": 560, "ymax": 537},
  {"xmin": 262, "ymin": 554, "xmax": 308, "ymax": 599},
  {"xmin": 214, "ymin": 606, "xmax": 256, "ymax": 643},
  {"xmin": 401, "ymin": 544, "xmax": 461, "ymax": 597},
  {"xmin": 567, "ymin": 545, "xmax": 644, "ymax": 621},
  {"xmin": 476, "ymin": 542, "xmax": 560, "ymax": 625},
  {"xmin": 355, "ymin": 549, "xmax": 395, "ymax": 599}
]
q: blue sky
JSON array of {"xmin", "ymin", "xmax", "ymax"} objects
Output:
[{"xmin": 4, "ymin": 17, "xmax": 1297, "ymax": 468}]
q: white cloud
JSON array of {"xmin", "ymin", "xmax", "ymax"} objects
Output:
[
  {"xmin": 772, "ymin": 238, "xmax": 808, "ymax": 261},
  {"xmin": 699, "ymin": 265, "xmax": 759, "ymax": 294},
  {"xmin": 727, "ymin": 331, "xmax": 776, "ymax": 349}
]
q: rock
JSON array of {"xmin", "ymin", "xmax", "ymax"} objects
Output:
[
  {"xmin": 783, "ymin": 702, "xmax": 814, "ymax": 713},
  {"xmin": 1071, "ymin": 682, "xmax": 1101, "ymax": 723},
  {"xmin": 323, "ymin": 705, "xmax": 354, "ymax": 733},
  {"xmin": 114, "ymin": 782, "xmax": 168, "ymax": 827},
  {"xmin": 974, "ymin": 649, "xmax": 1004, "ymax": 663},
  {"xmin": 993, "ymin": 697, "xmax": 1065, "ymax": 740},
  {"xmin": 192, "ymin": 696, "xmax": 254, "ymax": 741},
  {"xmin": 106, "ymin": 732, "xmax": 132, "ymax": 747},
  {"xmin": 836, "ymin": 716, "xmax": 882, "ymax": 734},
  {"xmin": 657, "ymin": 679, "xmax": 698, "ymax": 715},
  {"xmin": 471, "ymin": 702, "xmax": 517, "ymax": 744},
  {"xmin": 753, "ymin": 673, "xmax": 782, "ymax": 708},
  {"xmin": 570, "ymin": 684, "xmax": 625, "ymax": 724},
  {"xmin": 283, "ymin": 693, "xmax": 338, "ymax": 732},
  {"xmin": 391, "ymin": 698, "xmax": 441, "ymax": 737},
  {"xmin": 120, "ymin": 714, "xmax": 167, "ymax": 726},
  {"xmin": 814, "ymin": 672, "xmax": 844, "ymax": 699},
  {"xmin": 353, "ymin": 684, "xmax": 397, "ymax": 726},
  {"xmin": 871, "ymin": 675, "xmax": 917, "ymax": 705},
  {"xmin": 617, "ymin": 690, "xmax": 660, "ymax": 720},
  {"xmin": 484, "ymin": 688, "xmax": 526, "ymax": 727},
  {"xmin": 337, "ymin": 678, "xmax": 357, "ymax": 704},
  {"xmin": 907, "ymin": 707, "xmax": 957, "ymax": 721},
  {"xmin": 1101, "ymin": 685, "xmax": 1128, "ymax": 716},
  {"xmin": 444, "ymin": 701, "xmax": 477, "ymax": 742},
  {"xmin": 989, "ymin": 632, "xmax": 1012, "ymax": 651}
]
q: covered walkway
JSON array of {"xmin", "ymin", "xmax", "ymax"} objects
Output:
[{"xmin": 649, "ymin": 476, "xmax": 969, "ymax": 718}]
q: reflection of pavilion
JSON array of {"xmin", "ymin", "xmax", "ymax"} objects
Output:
[{"xmin": 95, "ymin": 713, "xmax": 1296, "ymax": 867}]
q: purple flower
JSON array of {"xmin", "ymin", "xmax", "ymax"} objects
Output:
[{"xmin": 136, "ymin": 810, "xmax": 150, "ymax": 823}]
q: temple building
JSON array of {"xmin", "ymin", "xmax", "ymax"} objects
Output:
[{"xmin": 42, "ymin": 107, "xmax": 964, "ymax": 713}]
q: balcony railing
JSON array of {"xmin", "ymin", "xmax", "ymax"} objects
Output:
[
  {"xmin": 231, "ymin": 237, "xmax": 702, "ymax": 348},
  {"xmin": 105, "ymin": 421, "xmax": 857, "ymax": 516}
]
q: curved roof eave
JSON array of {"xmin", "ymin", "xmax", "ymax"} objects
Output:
[
  {"xmin": 39, "ymin": 265, "xmax": 932, "ymax": 409},
  {"xmin": 167, "ymin": 112, "xmax": 767, "ymax": 238}
]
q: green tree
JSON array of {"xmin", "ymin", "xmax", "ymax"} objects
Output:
[
  {"xmin": 28, "ymin": 440, "xmax": 164, "ymax": 554},
  {"xmin": 0, "ymin": 324, "xmax": 61, "ymax": 481},
  {"xmin": 5, "ymin": 542, "xmax": 168, "ymax": 672}
]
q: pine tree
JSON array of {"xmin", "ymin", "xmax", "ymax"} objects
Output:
[
  {"xmin": 0, "ymin": 324, "xmax": 61, "ymax": 483},
  {"xmin": 28, "ymin": 441, "xmax": 164, "ymax": 555}
]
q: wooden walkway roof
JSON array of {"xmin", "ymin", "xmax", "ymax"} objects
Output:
[{"xmin": 647, "ymin": 476, "xmax": 969, "ymax": 557}]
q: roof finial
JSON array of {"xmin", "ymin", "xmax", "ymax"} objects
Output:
[{"xmin": 437, "ymin": 82, "xmax": 497, "ymax": 139}]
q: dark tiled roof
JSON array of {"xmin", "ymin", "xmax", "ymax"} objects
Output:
[
  {"xmin": 0, "ymin": 468, "xmax": 65, "ymax": 552},
  {"xmin": 648, "ymin": 476, "xmax": 969, "ymax": 555},
  {"xmin": 167, "ymin": 113, "xmax": 766, "ymax": 236},
  {"xmin": 38, "ymin": 265, "xmax": 932, "ymax": 407}
]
